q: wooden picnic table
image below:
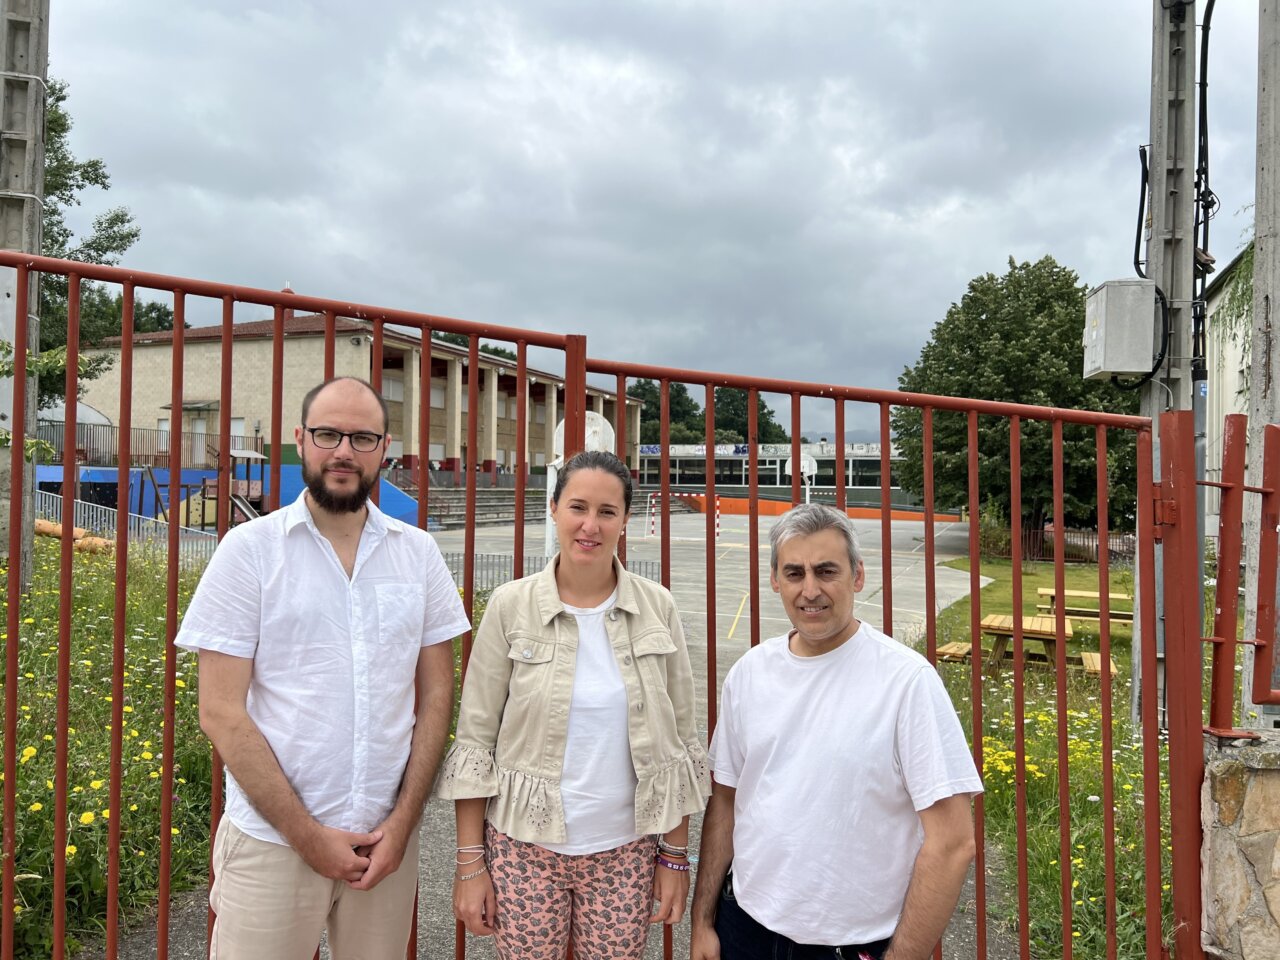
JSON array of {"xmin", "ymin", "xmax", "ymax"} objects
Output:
[
  {"xmin": 936, "ymin": 614, "xmax": 1116, "ymax": 677},
  {"xmin": 1036, "ymin": 587, "xmax": 1134, "ymax": 623}
]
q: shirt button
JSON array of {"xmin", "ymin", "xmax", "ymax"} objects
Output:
[
  {"xmin": 522, "ymin": 649, "xmax": 533, "ymax": 659},
  {"xmin": 636, "ymin": 702, "xmax": 645, "ymax": 712},
  {"xmin": 624, "ymin": 655, "xmax": 633, "ymax": 665}
]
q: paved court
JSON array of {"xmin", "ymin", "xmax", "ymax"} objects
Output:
[{"xmin": 96, "ymin": 511, "xmax": 1008, "ymax": 960}]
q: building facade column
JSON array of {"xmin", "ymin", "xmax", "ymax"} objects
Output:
[
  {"xmin": 444, "ymin": 356, "xmax": 462, "ymax": 482},
  {"xmin": 482, "ymin": 365, "xmax": 499, "ymax": 486},
  {"xmin": 546, "ymin": 386, "xmax": 559, "ymax": 464},
  {"xmin": 629, "ymin": 402, "xmax": 642, "ymax": 473},
  {"xmin": 403, "ymin": 347, "xmax": 419, "ymax": 466}
]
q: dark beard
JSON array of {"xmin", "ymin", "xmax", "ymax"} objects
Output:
[{"xmin": 303, "ymin": 461, "xmax": 377, "ymax": 514}]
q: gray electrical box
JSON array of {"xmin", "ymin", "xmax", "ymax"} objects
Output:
[{"xmin": 1082, "ymin": 278, "xmax": 1157, "ymax": 380}]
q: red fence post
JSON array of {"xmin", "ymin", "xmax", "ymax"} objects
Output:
[
  {"xmin": 563, "ymin": 334, "xmax": 588, "ymax": 458},
  {"xmin": 1159, "ymin": 410, "xmax": 1206, "ymax": 960}
]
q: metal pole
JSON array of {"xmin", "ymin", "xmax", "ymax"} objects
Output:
[{"xmin": 1135, "ymin": 0, "xmax": 1198, "ymax": 729}]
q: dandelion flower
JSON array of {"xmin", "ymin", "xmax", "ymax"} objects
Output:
[
  {"xmin": 79, "ymin": 811, "xmax": 96, "ymax": 825},
  {"xmin": 90, "ymin": 780, "xmax": 104, "ymax": 790},
  {"xmin": 27, "ymin": 802, "xmax": 41, "ymax": 812},
  {"xmin": 171, "ymin": 827, "xmax": 180, "ymax": 836}
]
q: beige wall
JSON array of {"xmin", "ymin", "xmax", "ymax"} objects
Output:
[{"xmin": 78, "ymin": 336, "xmax": 641, "ymax": 469}]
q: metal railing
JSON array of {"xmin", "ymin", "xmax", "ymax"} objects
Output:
[
  {"xmin": 441, "ymin": 553, "xmax": 660, "ymax": 594},
  {"xmin": 34, "ymin": 490, "xmax": 218, "ymax": 566},
  {"xmin": 36, "ymin": 419, "xmax": 263, "ymax": 469}
]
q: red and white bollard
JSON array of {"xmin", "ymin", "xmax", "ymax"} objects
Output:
[
  {"xmin": 647, "ymin": 492, "xmax": 658, "ymax": 537},
  {"xmin": 715, "ymin": 494, "xmax": 721, "ymax": 542}
]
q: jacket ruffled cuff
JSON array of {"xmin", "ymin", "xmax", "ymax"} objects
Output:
[
  {"xmin": 488, "ymin": 765, "xmax": 566, "ymax": 842},
  {"xmin": 636, "ymin": 737, "xmax": 712, "ymax": 834},
  {"xmin": 436, "ymin": 742, "xmax": 499, "ymax": 799}
]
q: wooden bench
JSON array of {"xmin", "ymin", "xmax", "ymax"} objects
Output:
[
  {"xmin": 936, "ymin": 641, "xmax": 973, "ymax": 662},
  {"xmin": 1081, "ymin": 652, "xmax": 1120, "ymax": 677},
  {"xmin": 1035, "ymin": 604, "xmax": 1135, "ymax": 623}
]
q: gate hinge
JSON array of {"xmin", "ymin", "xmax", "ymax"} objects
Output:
[{"xmin": 1152, "ymin": 483, "xmax": 1178, "ymax": 541}]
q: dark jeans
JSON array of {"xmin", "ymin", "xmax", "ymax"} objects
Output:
[{"xmin": 714, "ymin": 874, "xmax": 892, "ymax": 960}]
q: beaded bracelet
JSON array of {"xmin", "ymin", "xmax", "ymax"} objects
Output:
[
  {"xmin": 655, "ymin": 855, "xmax": 690, "ymax": 872},
  {"xmin": 657, "ymin": 839, "xmax": 689, "ymax": 856}
]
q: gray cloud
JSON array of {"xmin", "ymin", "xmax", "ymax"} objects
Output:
[{"xmin": 53, "ymin": 0, "xmax": 1260, "ymax": 436}]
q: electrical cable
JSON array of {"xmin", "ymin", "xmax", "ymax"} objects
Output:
[
  {"xmin": 1134, "ymin": 145, "xmax": 1149, "ymax": 280},
  {"xmin": 1112, "ymin": 284, "xmax": 1171, "ymax": 391}
]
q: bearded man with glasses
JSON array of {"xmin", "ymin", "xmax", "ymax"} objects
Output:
[{"xmin": 177, "ymin": 376, "xmax": 470, "ymax": 959}]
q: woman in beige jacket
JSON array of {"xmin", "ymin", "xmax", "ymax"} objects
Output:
[{"xmin": 438, "ymin": 450, "xmax": 710, "ymax": 958}]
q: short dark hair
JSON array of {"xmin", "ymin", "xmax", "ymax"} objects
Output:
[
  {"xmin": 300, "ymin": 377, "xmax": 389, "ymax": 432},
  {"xmin": 552, "ymin": 450, "xmax": 633, "ymax": 513},
  {"xmin": 769, "ymin": 502, "xmax": 863, "ymax": 572}
]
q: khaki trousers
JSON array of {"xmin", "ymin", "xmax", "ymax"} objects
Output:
[{"xmin": 209, "ymin": 819, "xmax": 421, "ymax": 960}]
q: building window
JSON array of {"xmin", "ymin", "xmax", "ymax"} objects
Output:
[
  {"xmin": 382, "ymin": 377, "xmax": 404, "ymax": 402},
  {"xmin": 231, "ymin": 417, "xmax": 246, "ymax": 439},
  {"xmin": 431, "ymin": 385, "xmax": 445, "ymax": 408},
  {"xmin": 534, "ymin": 451, "xmax": 547, "ymax": 466},
  {"xmin": 157, "ymin": 418, "xmax": 170, "ymax": 440},
  {"xmin": 535, "ymin": 403, "xmax": 546, "ymax": 425}
]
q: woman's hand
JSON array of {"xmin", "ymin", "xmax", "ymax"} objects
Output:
[
  {"xmin": 650, "ymin": 858, "xmax": 691, "ymax": 925},
  {"xmin": 453, "ymin": 868, "xmax": 498, "ymax": 936}
]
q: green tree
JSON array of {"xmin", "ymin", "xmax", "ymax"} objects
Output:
[
  {"xmin": 629, "ymin": 379, "xmax": 704, "ymax": 443},
  {"xmin": 891, "ymin": 256, "xmax": 1138, "ymax": 549},
  {"xmin": 711, "ymin": 387, "xmax": 788, "ymax": 443},
  {"xmin": 431, "ymin": 330, "xmax": 518, "ymax": 361},
  {"xmin": 36, "ymin": 79, "xmax": 175, "ymax": 407}
]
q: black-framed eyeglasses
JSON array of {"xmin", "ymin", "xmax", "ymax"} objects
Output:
[{"xmin": 303, "ymin": 426, "xmax": 384, "ymax": 453}]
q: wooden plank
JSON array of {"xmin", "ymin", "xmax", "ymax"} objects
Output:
[
  {"xmin": 1081, "ymin": 651, "xmax": 1119, "ymax": 676},
  {"xmin": 936, "ymin": 642, "xmax": 972, "ymax": 662}
]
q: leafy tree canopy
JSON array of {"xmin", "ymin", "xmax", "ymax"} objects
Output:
[
  {"xmin": 891, "ymin": 256, "xmax": 1139, "ymax": 530},
  {"xmin": 712, "ymin": 387, "xmax": 788, "ymax": 444},
  {"xmin": 431, "ymin": 330, "xmax": 517, "ymax": 361},
  {"xmin": 37, "ymin": 78, "xmax": 175, "ymax": 407}
]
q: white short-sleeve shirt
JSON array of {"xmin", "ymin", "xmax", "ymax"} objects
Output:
[
  {"xmin": 709, "ymin": 623, "xmax": 983, "ymax": 945},
  {"xmin": 176, "ymin": 492, "xmax": 470, "ymax": 845}
]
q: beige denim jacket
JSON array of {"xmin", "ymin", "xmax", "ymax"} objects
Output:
[{"xmin": 437, "ymin": 556, "xmax": 710, "ymax": 843}]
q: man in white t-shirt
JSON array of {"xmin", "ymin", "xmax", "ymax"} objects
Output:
[
  {"xmin": 177, "ymin": 377, "xmax": 470, "ymax": 960},
  {"xmin": 690, "ymin": 503, "xmax": 982, "ymax": 960}
]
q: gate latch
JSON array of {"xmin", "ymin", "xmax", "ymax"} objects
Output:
[{"xmin": 1152, "ymin": 483, "xmax": 1178, "ymax": 541}]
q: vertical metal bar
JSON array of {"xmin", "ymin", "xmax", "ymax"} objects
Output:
[
  {"xmin": 1051, "ymin": 419, "xmax": 1072, "ymax": 958},
  {"xmin": 513, "ymin": 343, "xmax": 527, "ymax": 577},
  {"xmin": 216, "ymin": 297, "xmax": 234, "ymax": 540},
  {"xmin": 209, "ymin": 294, "xmax": 234, "ymax": 950},
  {"xmin": 660, "ymin": 382, "xmax": 671, "ymax": 587},
  {"xmin": 1158, "ymin": 411, "xmax": 1204, "ymax": 960},
  {"xmin": 965, "ymin": 410, "xmax": 987, "ymax": 958},
  {"xmin": 1209, "ymin": 414, "xmax": 1247, "ymax": 730},
  {"xmin": 463, "ymin": 337, "xmax": 480, "ymax": 671},
  {"xmin": 1136, "ymin": 428, "xmax": 1162, "ymax": 960},
  {"xmin": 418, "ymin": 330, "xmax": 432, "ymax": 531},
  {"xmin": 704, "ymin": 386, "xmax": 718, "ymax": 735},
  {"xmin": 106, "ymin": 283, "xmax": 136, "ymax": 958},
  {"xmin": 370, "ymin": 320, "xmax": 384, "ymax": 508},
  {"xmin": 563, "ymin": 334, "xmax": 588, "ymax": 458},
  {"xmin": 1, "ymin": 266, "xmax": 30, "ymax": 960},
  {"xmin": 323, "ymin": 309, "xmax": 336, "ymax": 380},
  {"xmin": 158, "ymin": 291, "xmax": 185, "ymax": 960},
  {"xmin": 923, "ymin": 408, "xmax": 936, "ymax": 665},
  {"xmin": 1010, "ymin": 417, "xmax": 1030, "ymax": 960},
  {"xmin": 834, "ymin": 399, "xmax": 846, "ymax": 512},
  {"xmin": 1251, "ymin": 425, "xmax": 1280, "ymax": 706},
  {"xmin": 790, "ymin": 393, "xmax": 802, "ymax": 505},
  {"xmin": 880, "ymin": 402, "xmax": 894, "ymax": 637},
  {"xmin": 615, "ymin": 372, "xmax": 628, "ymax": 566},
  {"xmin": 53, "ymin": 273, "xmax": 82, "ymax": 960},
  {"xmin": 748, "ymin": 389, "xmax": 761, "ymax": 648},
  {"xmin": 269, "ymin": 303, "xmax": 284, "ymax": 512},
  {"xmin": 1095, "ymin": 426, "xmax": 1118, "ymax": 960}
]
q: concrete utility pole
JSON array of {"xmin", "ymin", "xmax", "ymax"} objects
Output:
[
  {"xmin": 1134, "ymin": 0, "xmax": 1198, "ymax": 728},
  {"xmin": 0, "ymin": 0, "xmax": 48, "ymax": 585},
  {"xmin": 1244, "ymin": 0, "xmax": 1280, "ymax": 728}
]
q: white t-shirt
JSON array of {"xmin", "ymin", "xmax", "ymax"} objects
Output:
[
  {"xmin": 175, "ymin": 493, "xmax": 471, "ymax": 845},
  {"xmin": 709, "ymin": 623, "xmax": 983, "ymax": 945},
  {"xmin": 540, "ymin": 588, "xmax": 642, "ymax": 855}
]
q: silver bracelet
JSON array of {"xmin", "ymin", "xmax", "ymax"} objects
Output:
[{"xmin": 457, "ymin": 865, "xmax": 489, "ymax": 882}]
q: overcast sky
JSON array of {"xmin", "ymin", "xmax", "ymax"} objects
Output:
[{"xmin": 51, "ymin": 1, "xmax": 1261, "ymax": 438}]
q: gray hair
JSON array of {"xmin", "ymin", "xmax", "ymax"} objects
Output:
[{"xmin": 769, "ymin": 503, "xmax": 863, "ymax": 573}]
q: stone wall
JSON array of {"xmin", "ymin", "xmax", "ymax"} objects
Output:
[{"xmin": 1203, "ymin": 735, "xmax": 1280, "ymax": 959}]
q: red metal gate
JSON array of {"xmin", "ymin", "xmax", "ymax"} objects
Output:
[{"xmin": 0, "ymin": 252, "xmax": 1216, "ymax": 959}]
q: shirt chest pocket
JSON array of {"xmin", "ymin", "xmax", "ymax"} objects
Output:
[
  {"xmin": 630, "ymin": 629, "xmax": 674, "ymax": 690},
  {"xmin": 374, "ymin": 583, "xmax": 425, "ymax": 645},
  {"xmin": 506, "ymin": 636, "xmax": 556, "ymax": 701}
]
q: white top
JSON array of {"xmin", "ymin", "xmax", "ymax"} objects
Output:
[
  {"xmin": 175, "ymin": 492, "xmax": 470, "ymax": 845},
  {"xmin": 709, "ymin": 624, "xmax": 983, "ymax": 945},
  {"xmin": 540, "ymin": 588, "xmax": 642, "ymax": 855}
]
